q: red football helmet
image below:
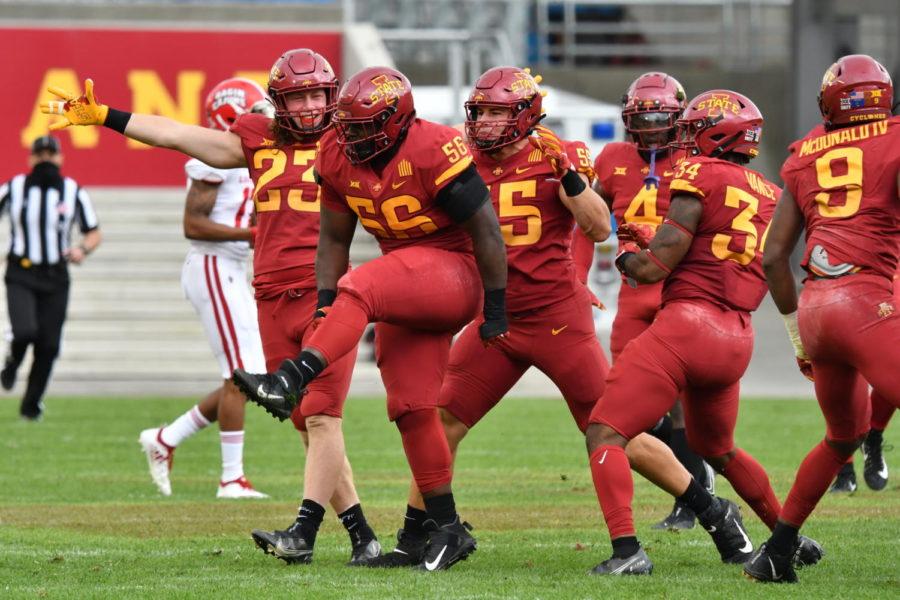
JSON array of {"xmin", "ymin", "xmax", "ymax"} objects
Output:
[
  {"xmin": 818, "ymin": 54, "xmax": 893, "ymax": 128},
  {"xmin": 621, "ymin": 72, "xmax": 687, "ymax": 150},
  {"xmin": 674, "ymin": 90, "xmax": 763, "ymax": 159},
  {"xmin": 205, "ymin": 78, "xmax": 269, "ymax": 131},
  {"xmin": 268, "ymin": 48, "xmax": 339, "ymax": 136},
  {"xmin": 464, "ymin": 66, "xmax": 544, "ymax": 151},
  {"xmin": 332, "ymin": 66, "xmax": 416, "ymax": 164}
]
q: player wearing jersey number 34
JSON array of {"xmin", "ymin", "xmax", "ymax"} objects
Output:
[
  {"xmin": 586, "ymin": 89, "xmax": 823, "ymax": 575},
  {"xmin": 233, "ymin": 66, "xmax": 509, "ymax": 572},
  {"xmin": 746, "ymin": 54, "xmax": 900, "ymax": 584}
]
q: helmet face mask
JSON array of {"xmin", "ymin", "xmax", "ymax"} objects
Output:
[
  {"xmin": 205, "ymin": 77, "xmax": 269, "ymax": 131},
  {"xmin": 268, "ymin": 49, "xmax": 339, "ymax": 138},
  {"xmin": 464, "ymin": 67, "xmax": 543, "ymax": 152},
  {"xmin": 818, "ymin": 54, "xmax": 893, "ymax": 128},
  {"xmin": 621, "ymin": 72, "xmax": 686, "ymax": 151},
  {"xmin": 333, "ymin": 67, "xmax": 415, "ymax": 164},
  {"xmin": 673, "ymin": 90, "xmax": 763, "ymax": 159}
]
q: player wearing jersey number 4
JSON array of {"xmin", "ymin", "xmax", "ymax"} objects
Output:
[
  {"xmin": 138, "ymin": 78, "xmax": 269, "ymax": 500},
  {"xmin": 592, "ymin": 72, "xmax": 716, "ymax": 531},
  {"xmin": 585, "ymin": 89, "xmax": 822, "ymax": 576},
  {"xmin": 42, "ymin": 51, "xmax": 381, "ymax": 566},
  {"xmin": 746, "ymin": 54, "xmax": 900, "ymax": 584},
  {"xmin": 232, "ymin": 66, "xmax": 509, "ymax": 571}
]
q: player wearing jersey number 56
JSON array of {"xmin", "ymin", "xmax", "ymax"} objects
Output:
[
  {"xmin": 138, "ymin": 78, "xmax": 268, "ymax": 500},
  {"xmin": 586, "ymin": 90, "xmax": 823, "ymax": 575},
  {"xmin": 41, "ymin": 52, "xmax": 381, "ymax": 566},
  {"xmin": 746, "ymin": 54, "xmax": 900, "ymax": 584},
  {"xmin": 233, "ymin": 66, "xmax": 509, "ymax": 571}
]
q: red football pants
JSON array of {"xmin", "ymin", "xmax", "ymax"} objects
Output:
[
  {"xmin": 609, "ymin": 281, "xmax": 663, "ymax": 361},
  {"xmin": 256, "ymin": 288, "xmax": 355, "ymax": 431},
  {"xmin": 440, "ymin": 286, "xmax": 608, "ymax": 432}
]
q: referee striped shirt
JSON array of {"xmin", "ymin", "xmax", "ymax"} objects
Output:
[{"xmin": 0, "ymin": 163, "xmax": 98, "ymax": 266}]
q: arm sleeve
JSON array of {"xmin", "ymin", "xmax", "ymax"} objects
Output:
[
  {"xmin": 75, "ymin": 186, "xmax": 100, "ymax": 232},
  {"xmin": 434, "ymin": 163, "xmax": 490, "ymax": 223}
]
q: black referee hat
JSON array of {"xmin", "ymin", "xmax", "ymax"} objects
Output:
[{"xmin": 31, "ymin": 135, "xmax": 61, "ymax": 155}]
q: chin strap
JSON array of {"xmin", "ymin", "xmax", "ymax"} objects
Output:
[{"xmin": 643, "ymin": 147, "xmax": 660, "ymax": 190}]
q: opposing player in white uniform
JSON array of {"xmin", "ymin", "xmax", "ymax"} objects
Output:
[{"xmin": 139, "ymin": 78, "xmax": 269, "ymax": 498}]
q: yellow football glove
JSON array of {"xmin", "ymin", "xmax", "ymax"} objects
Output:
[
  {"xmin": 528, "ymin": 125, "xmax": 572, "ymax": 178},
  {"xmin": 40, "ymin": 78, "xmax": 109, "ymax": 131}
]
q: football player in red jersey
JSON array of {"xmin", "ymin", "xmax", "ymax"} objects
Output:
[
  {"xmin": 233, "ymin": 66, "xmax": 509, "ymax": 571},
  {"xmin": 41, "ymin": 49, "xmax": 381, "ymax": 566},
  {"xmin": 593, "ymin": 72, "xmax": 716, "ymax": 530},
  {"xmin": 584, "ymin": 90, "xmax": 823, "ymax": 575},
  {"xmin": 745, "ymin": 54, "xmax": 900, "ymax": 583}
]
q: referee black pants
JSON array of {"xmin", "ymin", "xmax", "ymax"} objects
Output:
[{"xmin": 5, "ymin": 260, "xmax": 69, "ymax": 417}]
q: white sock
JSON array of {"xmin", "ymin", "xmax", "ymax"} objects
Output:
[
  {"xmin": 160, "ymin": 405, "xmax": 210, "ymax": 448},
  {"xmin": 220, "ymin": 430, "xmax": 245, "ymax": 483}
]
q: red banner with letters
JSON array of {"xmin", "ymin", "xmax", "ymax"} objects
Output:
[{"xmin": 1, "ymin": 27, "xmax": 342, "ymax": 186}]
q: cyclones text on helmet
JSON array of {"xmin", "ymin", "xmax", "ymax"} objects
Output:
[
  {"xmin": 818, "ymin": 54, "xmax": 893, "ymax": 129},
  {"xmin": 332, "ymin": 66, "xmax": 416, "ymax": 164},
  {"xmin": 673, "ymin": 89, "xmax": 763, "ymax": 159},
  {"xmin": 621, "ymin": 72, "xmax": 686, "ymax": 151},
  {"xmin": 205, "ymin": 77, "xmax": 269, "ymax": 131},
  {"xmin": 464, "ymin": 66, "xmax": 544, "ymax": 151},
  {"xmin": 268, "ymin": 48, "xmax": 339, "ymax": 137}
]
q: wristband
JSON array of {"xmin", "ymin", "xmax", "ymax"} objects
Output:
[
  {"xmin": 483, "ymin": 288, "xmax": 506, "ymax": 321},
  {"xmin": 103, "ymin": 108, "xmax": 132, "ymax": 134},
  {"xmin": 317, "ymin": 289, "xmax": 337, "ymax": 309},
  {"xmin": 561, "ymin": 169, "xmax": 587, "ymax": 196}
]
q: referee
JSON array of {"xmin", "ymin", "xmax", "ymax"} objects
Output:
[{"xmin": 0, "ymin": 135, "xmax": 101, "ymax": 420}]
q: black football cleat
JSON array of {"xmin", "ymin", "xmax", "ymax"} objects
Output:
[
  {"xmin": 743, "ymin": 542, "xmax": 798, "ymax": 583},
  {"xmin": 360, "ymin": 528, "xmax": 428, "ymax": 568},
  {"xmin": 232, "ymin": 368, "xmax": 297, "ymax": 421},
  {"xmin": 793, "ymin": 535, "xmax": 825, "ymax": 568},
  {"xmin": 1, "ymin": 356, "xmax": 16, "ymax": 391},
  {"xmin": 418, "ymin": 518, "xmax": 476, "ymax": 571},
  {"xmin": 651, "ymin": 501, "xmax": 696, "ymax": 531},
  {"xmin": 862, "ymin": 429, "xmax": 889, "ymax": 491},
  {"xmin": 251, "ymin": 523, "xmax": 313, "ymax": 564},
  {"xmin": 698, "ymin": 497, "xmax": 754, "ymax": 564},
  {"xmin": 828, "ymin": 462, "xmax": 857, "ymax": 493},
  {"xmin": 348, "ymin": 537, "xmax": 382, "ymax": 566},
  {"xmin": 589, "ymin": 547, "xmax": 653, "ymax": 576}
]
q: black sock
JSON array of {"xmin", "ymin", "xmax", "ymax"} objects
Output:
[
  {"xmin": 423, "ymin": 493, "xmax": 457, "ymax": 527},
  {"xmin": 281, "ymin": 351, "xmax": 324, "ymax": 389},
  {"xmin": 404, "ymin": 504, "xmax": 429, "ymax": 537},
  {"xmin": 648, "ymin": 415, "xmax": 673, "ymax": 446},
  {"xmin": 867, "ymin": 428, "xmax": 884, "ymax": 443},
  {"xmin": 768, "ymin": 522, "xmax": 799, "ymax": 557},
  {"xmin": 670, "ymin": 428, "xmax": 708, "ymax": 485},
  {"xmin": 611, "ymin": 536, "xmax": 641, "ymax": 559},
  {"xmin": 296, "ymin": 499, "xmax": 326, "ymax": 546},
  {"xmin": 338, "ymin": 503, "xmax": 376, "ymax": 546},
  {"xmin": 679, "ymin": 477, "xmax": 714, "ymax": 517}
]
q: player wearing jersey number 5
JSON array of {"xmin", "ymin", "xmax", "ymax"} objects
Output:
[
  {"xmin": 41, "ymin": 51, "xmax": 381, "ymax": 566},
  {"xmin": 233, "ymin": 66, "xmax": 509, "ymax": 571},
  {"xmin": 746, "ymin": 54, "xmax": 900, "ymax": 584},
  {"xmin": 585, "ymin": 90, "xmax": 823, "ymax": 575},
  {"xmin": 138, "ymin": 78, "xmax": 269, "ymax": 500}
]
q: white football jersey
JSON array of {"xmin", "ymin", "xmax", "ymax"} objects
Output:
[{"xmin": 184, "ymin": 158, "xmax": 254, "ymax": 261}]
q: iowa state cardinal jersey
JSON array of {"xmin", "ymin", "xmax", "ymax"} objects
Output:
[
  {"xmin": 317, "ymin": 119, "xmax": 475, "ymax": 255},
  {"xmin": 664, "ymin": 156, "xmax": 779, "ymax": 312},
  {"xmin": 781, "ymin": 116, "xmax": 900, "ymax": 280},
  {"xmin": 230, "ymin": 113, "xmax": 321, "ymax": 297},
  {"xmin": 184, "ymin": 158, "xmax": 253, "ymax": 261},
  {"xmin": 474, "ymin": 140, "xmax": 592, "ymax": 313},
  {"xmin": 595, "ymin": 142, "xmax": 685, "ymax": 250}
]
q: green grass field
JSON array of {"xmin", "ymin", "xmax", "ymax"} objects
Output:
[{"xmin": 0, "ymin": 396, "xmax": 897, "ymax": 599}]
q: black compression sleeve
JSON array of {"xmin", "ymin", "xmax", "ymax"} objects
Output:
[
  {"xmin": 103, "ymin": 108, "xmax": 132, "ymax": 134},
  {"xmin": 435, "ymin": 163, "xmax": 489, "ymax": 223}
]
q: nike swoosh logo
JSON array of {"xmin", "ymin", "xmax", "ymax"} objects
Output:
[
  {"xmin": 878, "ymin": 464, "xmax": 888, "ymax": 479},
  {"xmin": 735, "ymin": 520, "xmax": 753, "ymax": 553},
  {"xmin": 424, "ymin": 545, "xmax": 447, "ymax": 570},
  {"xmin": 515, "ymin": 167, "xmax": 531, "ymax": 174},
  {"xmin": 551, "ymin": 325, "xmax": 568, "ymax": 335},
  {"xmin": 708, "ymin": 525, "xmax": 716, "ymax": 533},
  {"xmin": 768, "ymin": 556, "xmax": 782, "ymax": 581},
  {"xmin": 663, "ymin": 171, "xmax": 674, "ymax": 177},
  {"xmin": 597, "ymin": 450, "xmax": 608, "ymax": 465},
  {"xmin": 256, "ymin": 384, "xmax": 284, "ymax": 401},
  {"xmin": 392, "ymin": 180, "xmax": 408, "ymax": 189},
  {"xmin": 394, "ymin": 549, "xmax": 409, "ymax": 556}
]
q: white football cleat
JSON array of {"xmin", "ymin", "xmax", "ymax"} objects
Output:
[
  {"xmin": 217, "ymin": 476, "xmax": 269, "ymax": 499},
  {"xmin": 138, "ymin": 427, "xmax": 173, "ymax": 496}
]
